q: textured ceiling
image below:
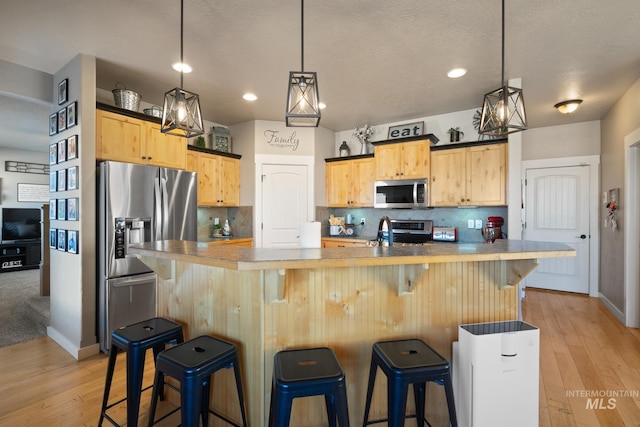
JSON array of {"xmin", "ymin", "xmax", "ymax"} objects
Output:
[{"xmin": 1, "ymin": 0, "xmax": 640, "ymax": 152}]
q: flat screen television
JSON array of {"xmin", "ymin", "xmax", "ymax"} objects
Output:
[{"xmin": 1, "ymin": 208, "xmax": 41, "ymax": 242}]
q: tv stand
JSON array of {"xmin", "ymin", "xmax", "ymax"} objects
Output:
[{"xmin": 0, "ymin": 240, "xmax": 41, "ymax": 273}]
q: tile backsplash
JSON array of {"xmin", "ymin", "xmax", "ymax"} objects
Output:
[{"xmin": 197, "ymin": 206, "xmax": 253, "ymax": 240}]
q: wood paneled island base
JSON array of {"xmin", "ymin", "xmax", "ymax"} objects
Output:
[{"xmin": 131, "ymin": 240, "xmax": 575, "ymax": 426}]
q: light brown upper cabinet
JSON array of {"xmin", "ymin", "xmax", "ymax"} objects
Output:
[
  {"xmin": 430, "ymin": 142, "xmax": 507, "ymax": 206},
  {"xmin": 187, "ymin": 150, "xmax": 240, "ymax": 207},
  {"xmin": 326, "ymin": 156, "xmax": 375, "ymax": 207},
  {"xmin": 96, "ymin": 109, "xmax": 187, "ymax": 170},
  {"xmin": 374, "ymin": 139, "xmax": 430, "ymax": 180}
]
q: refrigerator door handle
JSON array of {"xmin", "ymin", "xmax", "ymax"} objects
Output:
[
  {"xmin": 160, "ymin": 175, "xmax": 169, "ymax": 240},
  {"xmin": 154, "ymin": 175, "xmax": 162, "ymax": 239}
]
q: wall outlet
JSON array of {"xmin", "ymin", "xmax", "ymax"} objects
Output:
[
  {"xmin": 467, "ymin": 219, "xmax": 474, "ymax": 229},
  {"xmin": 360, "ymin": 218, "xmax": 366, "ymax": 225},
  {"xmin": 475, "ymin": 219, "xmax": 483, "ymax": 229}
]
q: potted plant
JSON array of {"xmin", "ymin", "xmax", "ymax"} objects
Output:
[{"xmin": 447, "ymin": 127, "xmax": 464, "ymax": 142}]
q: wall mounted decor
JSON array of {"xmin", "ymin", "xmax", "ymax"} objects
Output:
[
  {"xmin": 57, "ymin": 199, "xmax": 66, "ymax": 220},
  {"xmin": 58, "ymin": 78, "xmax": 68, "ymax": 105},
  {"xmin": 49, "ymin": 144, "xmax": 58, "ymax": 165},
  {"xmin": 388, "ymin": 121, "xmax": 424, "ymax": 140},
  {"xmin": 49, "ymin": 172, "xmax": 57, "ymax": 192},
  {"xmin": 17, "ymin": 183, "xmax": 49, "ymax": 202},
  {"xmin": 67, "ymin": 166, "xmax": 78, "ymax": 190},
  {"xmin": 58, "ymin": 108, "xmax": 66, "ymax": 132},
  {"xmin": 67, "ymin": 135, "xmax": 78, "ymax": 160},
  {"xmin": 49, "ymin": 228, "xmax": 57, "ymax": 248},
  {"xmin": 57, "ymin": 139, "xmax": 66, "ymax": 163},
  {"xmin": 66, "ymin": 101, "xmax": 77, "ymax": 128},
  {"xmin": 57, "ymin": 169, "xmax": 66, "ymax": 192},
  {"xmin": 49, "ymin": 200, "xmax": 56, "ymax": 219},
  {"xmin": 57, "ymin": 229, "xmax": 66, "ymax": 251},
  {"xmin": 67, "ymin": 198, "xmax": 78, "ymax": 221},
  {"xmin": 67, "ymin": 230, "xmax": 78, "ymax": 254},
  {"xmin": 4, "ymin": 161, "xmax": 49, "ymax": 174},
  {"xmin": 49, "ymin": 113, "xmax": 58, "ymax": 136}
]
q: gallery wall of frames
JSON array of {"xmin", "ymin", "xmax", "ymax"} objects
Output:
[{"xmin": 48, "ymin": 77, "xmax": 80, "ymax": 255}]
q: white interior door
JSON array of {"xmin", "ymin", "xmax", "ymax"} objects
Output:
[
  {"xmin": 524, "ymin": 165, "xmax": 590, "ymax": 293},
  {"xmin": 261, "ymin": 164, "xmax": 309, "ymax": 248}
]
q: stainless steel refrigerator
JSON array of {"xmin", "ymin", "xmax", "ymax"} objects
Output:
[{"xmin": 98, "ymin": 161, "xmax": 197, "ymax": 353}]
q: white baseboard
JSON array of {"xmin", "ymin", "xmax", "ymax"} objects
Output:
[
  {"xmin": 47, "ymin": 326, "xmax": 100, "ymax": 361},
  {"xmin": 598, "ymin": 292, "xmax": 625, "ymax": 325}
]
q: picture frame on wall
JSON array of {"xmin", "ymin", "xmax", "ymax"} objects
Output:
[
  {"xmin": 49, "ymin": 228, "xmax": 57, "ymax": 249},
  {"xmin": 49, "ymin": 143, "xmax": 57, "ymax": 165},
  {"xmin": 67, "ymin": 166, "xmax": 78, "ymax": 190},
  {"xmin": 57, "ymin": 139, "xmax": 66, "ymax": 163},
  {"xmin": 49, "ymin": 199, "xmax": 56, "ymax": 220},
  {"xmin": 67, "ymin": 230, "xmax": 78, "ymax": 254},
  {"xmin": 58, "ymin": 79, "xmax": 68, "ymax": 105},
  {"xmin": 57, "ymin": 169, "xmax": 66, "ymax": 192},
  {"xmin": 67, "ymin": 135, "xmax": 78, "ymax": 160},
  {"xmin": 57, "ymin": 229, "xmax": 66, "ymax": 251},
  {"xmin": 67, "ymin": 197, "xmax": 78, "ymax": 221},
  {"xmin": 58, "ymin": 107, "xmax": 66, "ymax": 132},
  {"xmin": 49, "ymin": 113, "xmax": 57, "ymax": 136},
  {"xmin": 57, "ymin": 199, "xmax": 66, "ymax": 220},
  {"xmin": 49, "ymin": 172, "xmax": 57, "ymax": 192},
  {"xmin": 66, "ymin": 102, "xmax": 77, "ymax": 128}
]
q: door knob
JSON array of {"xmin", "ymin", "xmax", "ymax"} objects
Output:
[{"xmin": 576, "ymin": 234, "xmax": 587, "ymax": 239}]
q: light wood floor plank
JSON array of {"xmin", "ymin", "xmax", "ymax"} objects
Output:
[{"xmin": 0, "ymin": 288, "xmax": 639, "ymax": 426}]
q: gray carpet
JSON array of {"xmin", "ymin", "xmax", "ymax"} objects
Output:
[{"xmin": 0, "ymin": 269, "xmax": 50, "ymax": 348}]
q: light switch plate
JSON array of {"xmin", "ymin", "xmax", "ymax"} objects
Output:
[
  {"xmin": 467, "ymin": 219, "xmax": 474, "ymax": 229},
  {"xmin": 475, "ymin": 219, "xmax": 483, "ymax": 229}
]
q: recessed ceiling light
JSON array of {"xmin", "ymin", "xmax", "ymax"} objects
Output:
[
  {"xmin": 319, "ymin": 102, "xmax": 326, "ymax": 109},
  {"xmin": 243, "ymin": 93, "xmax": 258, "ymax": 101},
  {"xmin": 447, "ymin": 68, "xmax": 467, "ymax": 78},
  {"xmin": 172, "ymin": 62, "xmax": 192, "ymax": 73},
  {"xmin": 554, "ymin": 99, "xmax": 583, "ymax": 114}
]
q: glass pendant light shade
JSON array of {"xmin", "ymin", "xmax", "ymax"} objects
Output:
[
  {"xmin": 479, "ymin": 85, "xmax": 527, "ymax": 136},
  {"xmin": 161, "ymin": 87, "xmax": 204, "ymax": 138},
  {"xmin": 286, "ymin": 71, "xmax": 320, "ymax": 127}
]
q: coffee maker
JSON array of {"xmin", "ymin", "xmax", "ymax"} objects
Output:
[{"xmin": 481, "ymin": 216, "xmax": 504, "ymax": 243}]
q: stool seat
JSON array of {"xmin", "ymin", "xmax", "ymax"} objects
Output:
[
  {"xmin": 363, "ymin": 339, "xmax": 457, "ymax": 427},
  {"xmin": 98, "ymin": 317, "xmax": 184, "ymax": 427},
  {"xmin": 147, "ymin": 335, "xmax": 248, "ymax": 427},
  {"xmin": 269, "ymin": 347, "xmax": 350, "ymax": 427}
]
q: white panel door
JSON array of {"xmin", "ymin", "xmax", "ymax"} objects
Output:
[
  {"xmin": 524, "ymin": 165, "xmax": 590, "ymax": 293},
  {"xmin": 261, "ymin": 164, "xmax": 309, "ymax": 248}
]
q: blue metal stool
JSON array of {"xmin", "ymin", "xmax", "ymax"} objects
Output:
[
  {"xmin": 362, "ymin": 339, "xmax": 457, "ymax": 427},
  {"xmin": 269, "ymin": 347, "xmax": 350, "ymax": 427},
  {"xmin": 147, "ymin": 335, "xmax": 248, "ymax": 427},
  {"xmin": 98, "ymin": 317, "xmax": 184, "ymax": 427}
]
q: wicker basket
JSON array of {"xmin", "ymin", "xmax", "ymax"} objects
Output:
[{"xmin": 112, "ymin": 82, "xmax": 141, "ymax": 112}]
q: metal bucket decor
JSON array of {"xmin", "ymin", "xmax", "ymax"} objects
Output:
[{"xmin": 112, "ymin": 82, "xmax": 141, "ymax": 112}]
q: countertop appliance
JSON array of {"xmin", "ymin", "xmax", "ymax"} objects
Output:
[
  {"xmin": 390, "ymin": 219, "xmax": 433, "ymax": 245},
  {"xmin": 481, "ymin": 215, "xmax": 505, "ymax": 243},
  {"xmin": 98, "ymin": 161, "xmax": 197, "ymax": 353},
  {"xmin": 454, "ymin": 321, "xmax": 539, "ymax": 427},
  {"xmin": 374, "ymin": 178, "xmax": 428, "ymax": 209},
  {"xmin": 433, "ymin": 226, "xmax": 458, "ymax": 242}
]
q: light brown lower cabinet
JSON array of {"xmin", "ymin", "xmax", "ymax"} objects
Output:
[
  {"xmin": 321, "ymin": 238, "xmax": 369, "ymax": 248},
  {"xmin": 208, "ymin": 238, "xmax": 253, "ymax": 247}
]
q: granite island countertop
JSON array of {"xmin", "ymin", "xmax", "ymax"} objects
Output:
[{"xmin": 129, "ymin": 239, "xmax": 575, "ymax": 271}]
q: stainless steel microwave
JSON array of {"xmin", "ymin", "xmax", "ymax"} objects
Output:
[{"xmin": 374, "ymin": 179, "xmax": 429, "ymax": 208}]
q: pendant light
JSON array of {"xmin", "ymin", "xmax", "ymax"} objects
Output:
[
  {"xmin": 161, "ymin": 0, "xmax": 204, "ymax": 138},
  {"xmin": 285, "ymin": 0, "xmax": 321, "ymax": 127},
  {"xmin": 479, "ymin": 0, "xmax": 527, "ymax": 136}
]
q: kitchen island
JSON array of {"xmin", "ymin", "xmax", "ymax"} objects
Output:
[{"xmin": 130, "ymin": 240, "xmax": 574, "ymax": 426}]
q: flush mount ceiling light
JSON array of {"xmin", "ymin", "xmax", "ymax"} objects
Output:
[
  {"xmin": 243, "ymin": 93, "xmax": 258, "ymax": 101},
  {"xmin": 479, "ymin": 0, "xmax": 527, "ymax": 136},
  {"xmin": 554, "ymin": 99, "xmax": 583, "ymax": 114},
  {"xmin": 161, "ymin": 0, "xmax": 204, "ymax": 138},
  {"xmin": 285, "ymin": 0, "xmax": 321, "ymax": 127},
  {"xmin": 447, "ymin": 68, "xmax": 467, "ymax": 78}
]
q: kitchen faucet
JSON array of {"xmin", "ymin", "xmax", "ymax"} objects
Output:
[{"xmin": 377, "ymin": 216, "xmax": 393, "ymax": 246}]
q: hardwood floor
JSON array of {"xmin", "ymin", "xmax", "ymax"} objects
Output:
[
  {"xmin": 0, "ymin": 288, "xmax": 638, "ymax": 426},
  {"xmin": 523, "ymin": 288, "xmax": 640, "ymax": 426}
]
